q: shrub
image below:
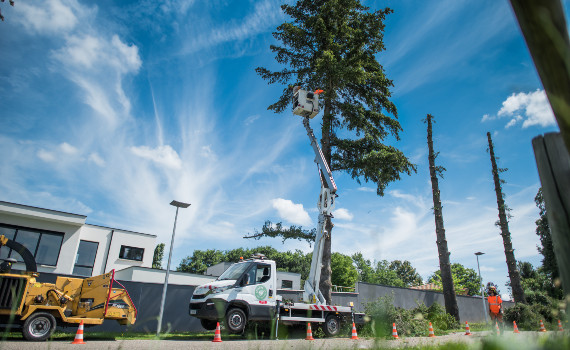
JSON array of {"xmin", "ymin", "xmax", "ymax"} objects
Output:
[
  {"xmin": 504, "ymin": 303, "xmax": 545, "ymax": 330},
  {"xmin": 360, "ymin": 295, "xmax": 458, "ymax": 338}
]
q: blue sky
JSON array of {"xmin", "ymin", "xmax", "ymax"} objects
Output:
[{"xmin": 0, "ymin": 0, "xmax": 564, "ymax": 300}]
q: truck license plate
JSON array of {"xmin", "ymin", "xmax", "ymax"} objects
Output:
[{"xmin": 190, "ymin": 310, "xmax": 197, "ymax": 315}]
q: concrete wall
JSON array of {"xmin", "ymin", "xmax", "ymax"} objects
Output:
[
  {"xmin": 356, "ymin": 282, "xmax": 514, "ymax": 323},
  {"xmin": 114, "ymin": 266, "xmax": 215, "ymax": 286},
  {"xmin": 31, "ymin": 273, "xmax": 514, "ymax": 333}
]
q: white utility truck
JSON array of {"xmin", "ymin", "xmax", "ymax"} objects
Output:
[{"xmin": 189, "ymin": 87, "xmax": 365, "ymax": 336}]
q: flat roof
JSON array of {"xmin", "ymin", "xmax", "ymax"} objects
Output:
[
  {"xmin": 0, "ymin": 200, "xmax": 156, "ymax": 237},
  {"xmin": 86, "ymin": 223, "xmax": 157, "ymax": 238}
]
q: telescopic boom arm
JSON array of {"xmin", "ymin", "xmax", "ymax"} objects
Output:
[{"xmin": 292, "ymin": 87, "xmax": 337, "ymax": 304}]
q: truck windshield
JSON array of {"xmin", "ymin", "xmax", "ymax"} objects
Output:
[{"xmin": 217, "ymin": 262, "xmax": 252, "ymax": 281}]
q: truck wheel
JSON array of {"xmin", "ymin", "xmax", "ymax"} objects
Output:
[
  {"xmin": 323, "ymin": 314, "xmax": 341, "ymax": 337},
  {"xmin": 22, "ymin": 312, "xmax": 56, "ymax": 341},
  {"xmin": 225, "ymin": 308, "xmax": 247, "ymax": 334},
  {"xmin": 200, "ymin": 319, "xmax": 218, "ymax": 331}
]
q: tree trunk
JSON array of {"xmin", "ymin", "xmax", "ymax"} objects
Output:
[
  {"xmin": 487, "ymin": 132, "xmax": 526, "ymax": 304},
  {"xmin": 426, "ymin": 114, "xmax": 460, "ymax": 321},
  {"xmin": 319, "ymin": 94, "xmax": 334, "ymax": 304}
]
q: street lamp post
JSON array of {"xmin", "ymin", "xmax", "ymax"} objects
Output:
[
  {"xmin": 475, "ymin": 252, "xmax": 488, "ymax": 323},
  {"xmin": 156, "ymin": 200, "xmax": 190, "ymax": 336}
]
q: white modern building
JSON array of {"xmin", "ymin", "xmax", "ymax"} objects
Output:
[{"xmin": 0, "ymin": 200, "xmax": 156, "ymax": 277}]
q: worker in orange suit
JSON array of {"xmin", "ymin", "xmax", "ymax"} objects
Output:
[{"xmin": 487, "ymin": 285, "xmax": 503, "ymax": 333}]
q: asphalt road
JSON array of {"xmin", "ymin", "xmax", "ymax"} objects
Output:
[{"xmin": 0, "ymin": 331, "xmax": 561, "ymax": 349}]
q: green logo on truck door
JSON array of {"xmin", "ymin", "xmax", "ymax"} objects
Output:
[{"xmin": 255, "ymin": 285, "xmax": 267, "ymax": 300}]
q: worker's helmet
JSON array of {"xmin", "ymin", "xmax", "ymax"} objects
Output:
[{"xmin": 486, "ymin": 282, "xmax": 497, "ymax": 295}]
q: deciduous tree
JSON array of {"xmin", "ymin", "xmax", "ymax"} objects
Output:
[
  {"xmin": 152, "ymin": 243, "xmax": 165, "ymax": 269},
  {"xmin": 428, "ymin": 263, "xmax": 481, "ymax": 297}
]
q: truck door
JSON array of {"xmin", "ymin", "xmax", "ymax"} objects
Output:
[{"xmin": 239, "ymin": 263, "xmax": 273, "ymax": 320}]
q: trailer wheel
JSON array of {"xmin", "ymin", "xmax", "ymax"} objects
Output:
[
  {"xmin": 225, "ymin": 308, "xmax": 247, "ymax": 334},
  {"xmin": 22, "ymin": 312, "xmax": 56, "ymax": 341},
  {"xmin": 200, "ymin": 319, "xmax": 218, "ymax": 331},
  {"xmin": 323, "ymin": 314, "xmax": 341, "ymax": 337}
]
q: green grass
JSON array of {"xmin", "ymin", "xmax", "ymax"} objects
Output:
[{"xmin": 0, "ymin": 330, "xmax": 244, "ymax": 341}]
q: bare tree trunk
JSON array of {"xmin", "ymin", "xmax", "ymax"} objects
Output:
[
  {"xmin": 486, "ymin": 132, "xmax": 526, "ymax": 303},
  {"xmin": 426, "ymin": 114, "xmax": 460, "ymax": 321}
]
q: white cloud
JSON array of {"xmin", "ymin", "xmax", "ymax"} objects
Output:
[
  {"xmin": 200, "ymin": 145, "xmax": 217, "ymax": 160},
  {"xmin": 244, "ymin": 114, "xmax": 260, "ymax": 125},
  {"xmin": 184, "ymin": 0, "xmax": 284, "ymax": 53},
  {"xmin": 37, "ymin": 149, "xmax": 55, "ymax": 162},
  {"xmin": 481, "ymin": 114, "xmax": 495, "ymax": 122},
  {"xmin": 505, "ymin": 115, "xmax": 522, "ymax": 129},
  {"xmin": 480, "ymin": 266, "xmax": 496, "ymax": 272},
  {"xmin": 60, "ymin": 142, "xmax": 78, "ymax": 155},
  {"xmin": 271, "ymin": 198, "xmax": 312, "ymax": 226},
  {"xmin": 357, "ymin": 186, "xmax": 376, "ymax": 193},
  {"xmin": 16, "ymin": 0, "xmax": 82, "ymax": 35},
  {"xmin": 131, "ymin": 145, "xmax": 182, "ymax": 169},
  {"xmin": 88, "ymin": 152, "xmax": 105, "ymax": 167},
  {"xmin": 492, "ymin": 90, "xmax": 556, "ymax": 129},
  {"xmin": 333, "ymin": 208, "xmax": 354, "ymax": 221}
]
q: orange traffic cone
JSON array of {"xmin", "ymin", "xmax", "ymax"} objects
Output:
[
  {"xmin": 305, "ymin": 322, "xmax": 314, "ymax": 340},
  {"xmin": 71, "ymin": 321, "xmax": 86, "ymax": 344},
  {"xmin": 539, "ymin": 320, "xmax": 547, "ymax": 332},
  {"xmin": 428, "ymin": 322, "xmax": 435, "ymax": 337},
  {"xmin": 495, "ymin": 321, "xmax": 500, "ymax": 336},
  {"xmin": 391, "ymin": 323, "xmax": 399, "ymax": 339},
  {"xmin": 558, "ymin": 320, "xmax": 564, "ymax": 331},
  {"xmin": 212, "ymin": 322, "xmax": 222, "ymax": 342},
  {"xmin": 513, "ymin": 321, "xmax": 520, "ymax": 333},
  {"xmin": 464, "ymin": 321, "xmax": 472, "ymax": 335},
  {"xmin": 350, "ymin": 322, "xmax": 359, "ymax": 340}
]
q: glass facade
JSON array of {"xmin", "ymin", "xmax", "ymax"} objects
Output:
[
  {"xmin": 0, "ymin": 223, "xmax": 64, "ymax": 266},
  {"xmin": 73, "ymin": 240, "xmax": 99, "ymax": 276}
]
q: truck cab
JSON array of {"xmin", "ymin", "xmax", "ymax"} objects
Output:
[{"xmin": 189, "ymin": 254, "xmax": 279, "ymax": 333}]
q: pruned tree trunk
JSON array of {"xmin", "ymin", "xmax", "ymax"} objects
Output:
[
  {"xmin": 487, "ymin": 132, "xmax": 526, "ymax": 304},
  {"xmin": 426, "ymin": 114, "xmax": 460, "ymax": 321},
  {"xmin": 319, "ymin": 96, "xmax": 334, "ymax": 304}
]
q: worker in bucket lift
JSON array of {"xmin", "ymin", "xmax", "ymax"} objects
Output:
[{"xmin": 487, "ymin": 284, "xmax": 503, "ymax": 333}]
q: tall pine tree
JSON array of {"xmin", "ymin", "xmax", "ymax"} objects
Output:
[
  {"xmin": 425, "ymin": 114, "xmax": 459, "ymax": 321},
  {"xmin": 255, "ymin": 0, "xmax": 415, "ymax": 303},
  {"xmin": 486, "ymin": 132, "xmax": 526, "ymax": 303}
]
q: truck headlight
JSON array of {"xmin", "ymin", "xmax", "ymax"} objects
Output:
[{"xmin": 208, "ymin": 286, "xmax": 230, "ymax": 295}]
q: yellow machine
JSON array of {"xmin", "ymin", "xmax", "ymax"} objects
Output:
[{"xmin": 0, "ymin": 235, "xmax": 137, "ymax": 341}]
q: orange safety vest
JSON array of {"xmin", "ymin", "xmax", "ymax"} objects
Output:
[{"xmin": 487, "ymin": 295, "xmax": 502, "ymax": 314}]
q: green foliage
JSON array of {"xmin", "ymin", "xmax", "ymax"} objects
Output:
[
  {"xmin": 388, "ymin": 260, "xmax": 423, "ymax": 287},
  {"xmin": 177, "ymin": 246, "xmax": 313, "ymax": 281},
  {"xmin": 152, "ymin": 243, "xmax": 165, "ymax": 269},
  {"xmin": 534, "ymin": 188, "xmax": 560, "ymax": 283},
  {"xmin": 331, "ymin": 252, "xmax": 358, "ymax": 287},
  {"xmin": 177, "ymin": 249, "xmax": 225, "ymax": 274},
  {"xmin": 243, "ymin": 221, "xmax": 316, "ymax": 245},
  {"xmin": 351, "ymin": 253, "xmax": 423, "ymax": 287},
  {"xmin": 518, "ymin": 261, "xmax": 563, "ymax": 300},
  {"xmin": 256, "ymin": 0, "xmax": 415, "ymax": 196},
  {"xmin": 360, "ymin": 295, "xmax": 457, "ymax": 338},
  {"xmin": 428, "ymin": 263, "xmax": 481, "ymax": 296}
]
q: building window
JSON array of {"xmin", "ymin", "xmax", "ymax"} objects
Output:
[
  {"xmin": 73, "ymin": 240, "xmax": 99, "ymax": 276},
  {"xmin": 281, "ymin": 280, "xmax": 293, "ymax": 289},
  {"xmin": 119, "ymin": 245, "xmax": 144, "ymax": 261},
  {"xmin": 0, "ymin": 224, "xmax": 64, "ymax": 266}
]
